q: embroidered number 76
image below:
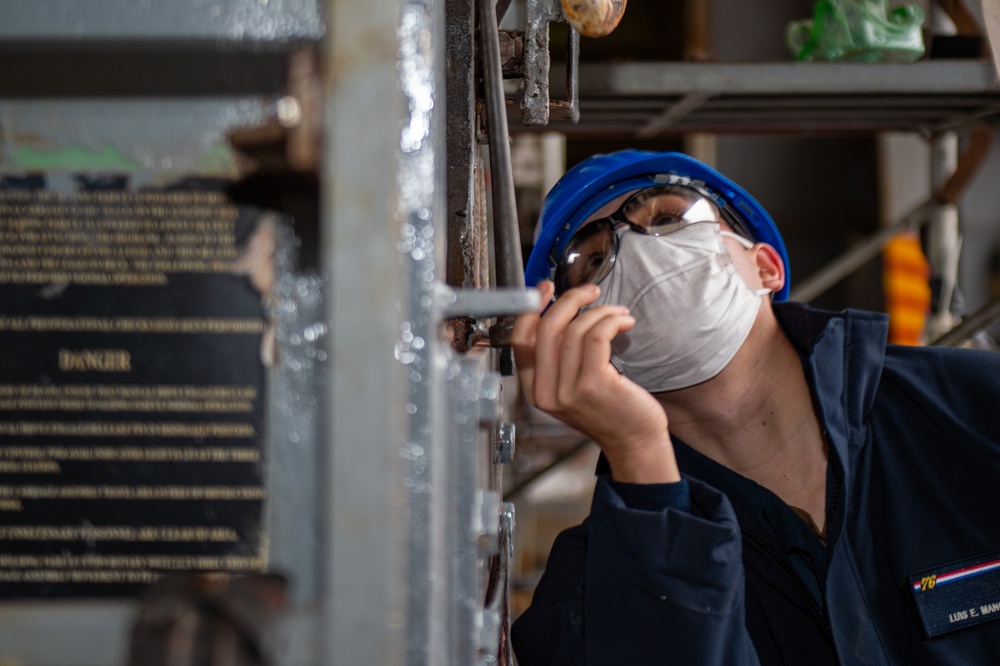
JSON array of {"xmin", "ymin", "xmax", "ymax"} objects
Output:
[{"xmin": 920, "ymin": 575, "xmax": 937, "ymax": 591}]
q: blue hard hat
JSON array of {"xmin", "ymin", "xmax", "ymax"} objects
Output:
[{"xmin": 525, "ymin": 150, "xmax": 791, "ymax": 302}]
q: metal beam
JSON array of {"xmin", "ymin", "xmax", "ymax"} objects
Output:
[
  {"xmin": 577, "ymin": 61, "xmax": 1000, "ymax": 96},
  {"xmin": 0, "ymin": 0, "xmax": 323, "ymax": 41}
]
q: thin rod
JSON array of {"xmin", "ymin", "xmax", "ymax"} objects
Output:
[
  {"xmin": 478, "ymin": 0, "xmax": 526, "ymax": 347},
  {"xmin": 479, "ymin": 0, "xmax": 524, "ymax": 290},
  {"xmin": 564, "ymin": 27, "xmax": 580, "ymax": 123},
  {"xmin": 930, "ymin": 297, "xmax": 1000, "ymax": 347},
  {"xmin": 504, "ymin": 437, "xmax": 593, "ymax": 501},
  {"xmin": 789, "ymin": 201, "xmax": 932, "ymax": 303}
]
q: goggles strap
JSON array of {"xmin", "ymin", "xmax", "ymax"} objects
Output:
[{"xmin": 720, "ymin": 230, "xmax": 755, "ymax": 249}]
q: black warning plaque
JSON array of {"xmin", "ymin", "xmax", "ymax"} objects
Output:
[{"xmin": 0, "ymin": 181, "xmax": 268, "ymax": 597}]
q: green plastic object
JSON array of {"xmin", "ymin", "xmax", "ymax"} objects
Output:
[{"xmin": 787, "ymin": 0, "xmax": 926, "ymax": 62}]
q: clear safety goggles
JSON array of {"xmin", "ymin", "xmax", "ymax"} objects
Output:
[{"xmin": 553, "ymin": 183, "xmax": 756, "ymax": 296}]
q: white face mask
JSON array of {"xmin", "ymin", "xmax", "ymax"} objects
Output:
[{"xmin": 590, "ymin": 223, "xmax": 770, "ymax": 392}]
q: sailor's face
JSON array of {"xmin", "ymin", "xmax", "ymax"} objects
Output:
[{"xmin": 574, "ymin": 191, "xmax": 765, "ymax": 294}]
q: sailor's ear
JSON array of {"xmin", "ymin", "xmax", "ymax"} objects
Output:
[{"xmin": 753, "ymin": 242, "xmax": 785, "ymax": 294}]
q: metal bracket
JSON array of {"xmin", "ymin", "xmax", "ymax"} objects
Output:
[
  {"xmin": 520, "ymin": 0, "xmax": 581, "ymax": 125},
  {"xmin": 493, "ymin": 422, "xmax": 516, "ymax": 464},
  {"xmin": 478, "ymin": 606, "xmax": 502, "ymax": 658},
  {"xmin": 474, "ymin": 489, "xmax": 501, "ymax": 556},
  {"xmin": 476, "ymin": 371, "xmax": 503, "ymax": 425},
  {"xmin": 478, "ymin": 502, "xmax": 515, "ymax": 665}
]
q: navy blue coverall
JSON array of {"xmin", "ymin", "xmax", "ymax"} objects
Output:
[{"xmin": 512, "ymin": 303, "xmax": 1000, "ymax": 665}]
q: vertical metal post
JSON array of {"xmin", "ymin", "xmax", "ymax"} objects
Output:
[
  {"xmin": 976, "ymin": 0, "xmax": 1000, "ymax": 81},
  {"xmin": 446, "ymin": 0, "xmax": 481, "ymax": 289},
  {"xmin": 449, "ymin": 354, "xmax": 491, "ymax": 666},
  {"xmin": 322, "ymin": 0, "xmax": 410, "ymax": 663},
  {"xmin": 923, "ymin": 3, "xmax": 964, "ymax": 341},
  {"xmin": 397, "ymin": 2, "xmax": 451, "ymax": 664},
  {"xmin": 521, "ymin": 0, "xmax": 553, "ymax": 127},
  {"xmin": 926, "ymin": 132, "xmax": 962, "ymax": 340},
  {"xmin": 684, "ymin": 0, "xmax": 712, "ymax": 61}
]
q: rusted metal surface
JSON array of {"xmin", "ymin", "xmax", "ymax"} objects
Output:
[
  {"xmin": 445, "ymin": 0, "xmax": 483, "ymax": 353},
  {"xmin": 520, "ymin": 0, "xmax": 580, "ymax": 126},
  {"xmin": 520, "ymin": 0, "xmax": 554, "ymax": 126},
  {"xmin": 446, "ymin": 0, "xmax": 479, "ymax": 292},
  {"xmin": 444, "ymin": 152, "xmax": 493, "ymax": 353},
  {"xmin": 561, "ymin": 0, "xmax": 626, "ymax": 38},
  {"xmin": 499, "ymin": 30, "xmax": 526, "ymax": 77}
]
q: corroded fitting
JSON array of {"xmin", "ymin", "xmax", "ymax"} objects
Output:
[{"xmin": 561, "ymin": 0, "xmax": 626, "ymax": 38}]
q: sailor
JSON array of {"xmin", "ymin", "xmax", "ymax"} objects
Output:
[{"xmin": 510, "ymin": 150, "xmax": 1000, "ymax": 664}]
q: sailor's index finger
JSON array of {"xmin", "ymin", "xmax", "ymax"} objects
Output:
[
  {"xmin": 511, "ymin": 280, "xmax": 556, "ymax": 403},
  {"xmin": 530, "ymin": 283, "xmax": 601, "ymax": 407}
]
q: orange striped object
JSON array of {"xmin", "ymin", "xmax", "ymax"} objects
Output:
[{"xmin": 882, "ymin": 232, "xmax": 931, "ymax": 346}]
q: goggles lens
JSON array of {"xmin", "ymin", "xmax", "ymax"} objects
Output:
[
  {"xmin": 554, "ymin": 219, "xmax": 619, "ymax": 297},
  {"xmin": 554, "ymin": 184, "xmax": 735, "ymax": 296}
]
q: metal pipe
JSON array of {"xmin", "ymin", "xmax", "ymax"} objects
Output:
[
  {"xmin": 789, "ymin": 200, "xmax": 933, "ymax": 303},
  {"xmin": 937, "ymin": 124, "xmax": 994, "ymax": 205},
  {"xmin": 930, "ymin": 296, "xmax": 1000, "ymax": 347},
  {"xmin": 684, "ymin": 0, "xmax": 711, "ymax": 61},
  {"xmin": 561, "ymin": 0, "xmax": 627, "ymax": 38},
  {"xmin": 563, "ymin": 26, "xmax": 581, "ymax": 123},
  {"xmin": 478, "ymin": 0, "xmax": 526, "ymax": 346}
]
